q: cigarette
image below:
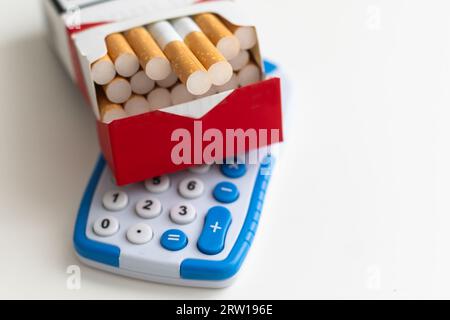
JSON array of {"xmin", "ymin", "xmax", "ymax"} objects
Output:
[
  {"xmin": 130, "ymin": 70, "xmax": 155, "ymax": 95},
  {"xmin": 221, "ymin": 19, "xmax": 258, "ymax": 50},
  {"xmin": 97, "ymin": 90, "xmax": 127, "ymax": 124},
  {"xmin": 171, "ymin": 83, "xmax": 195, "ymax": 105},
  {"xmin": 156, "ymin": 71, "xmax": 178, "ymax": 88},
  {"xmin": 229, "ymin": 50, "xmax": 250, "ymax": 71},
  {"xmin": 124, "ymin": 27, "xmax": 172, "ymax": 81},
  {"xmin": 148, "ymin": 21, "xmax": 212, "ymax": 96},
  {"xmin": 103, "ymin": 76, "xmax": 132, "ymax": 104},
  {"xmin": 196, "ymin": 85, "xmax": 219, "ymax": 99},
  {"xmin": 216, "ymin": 73, "xmax": 239, "ymax": 93},
  {"xmin": 105, "ymin": 33, "xmax": 140, "ymax": 77},
  {"xmin": 124, "ymin": 94, "xmax": 151, "ymax": 116},
  {"xmin": 91, "ymin": 55, "xmax": 116, "ymax": 85},
  {"xmin": 172, "ymin": 17, "xmax": 233, "ymax": 86},
  {"xmin": 147, "ymin": 87, "xmax": 172, "ymax": 110},
  {"xmin": 194, "ymin": 13, "xmax": 240, "ymax": 60},
  {"xmin": 238, "ymin": 63, "xmax": 261, "ymax": 87}
]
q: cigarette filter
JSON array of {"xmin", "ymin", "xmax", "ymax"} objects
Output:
[
  {"xmin": 130, "ymin": 70, "xmax": 155, "ymax": 95},
  {"xmin": 124, "ymin": 27, "xmax": 172, "ymax": 81},
  {"xmin": 103, "ymin": 76, "xmax": 132, "ymax": 104},
  {"xmin": 172, "ymin": 17, "xmax": 233, "ymax": 86},
  {"xmin": 237, "ymin": 63, "xmax": 261, "ymax": 87},
  {"xmin": 171, "ymin": 83, "xmax": 195, "ymax": 105},
  {"xmin": 147, "ymin": 87, "xmax": 172, "ymax": 110},
  {"xmin": 216, "ymin": 73, "xmax": 239, "ymax": 93},
  {"xmin": 97, "ymin": 90, "xmax": 127, "ymax": 124},
  {"xmin": 229, "ymin": 50, "xmax": 250, "ymax": 71},
  {"xmin": 105, "ymin": 33, "xmax": 140, "ymax": 77},
  {"xmin": 148, "ymin": 21, "xmax": 212, "ymax": 96},
  {"xmin": 91, "ymin": 55, "xmax": 116, "ymax": 85},
  {"xmin": 221, "ymin": 19, "xmax": 258, "ymax": 50},
  {"xmin": 194, "ymin": 13, "xmax": 240, "ymax": 60},
  {"xmin": 124, "ymin": 95, "xmax": 151, "ymax": 116},
  {"xmin": 156, "ymin": 71, "xmax": 178, "ymax": 88}
]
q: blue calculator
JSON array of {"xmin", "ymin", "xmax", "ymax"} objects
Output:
[{"xmin": 74, "ymin": 61, "xmax": 283, "ymax": 288}]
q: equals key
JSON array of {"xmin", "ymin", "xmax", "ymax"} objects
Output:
[{"xmin": 161, "ymin": 230, "xmax": 188, "ymax": 252}]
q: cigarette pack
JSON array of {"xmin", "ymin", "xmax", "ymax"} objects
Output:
[{"xmin": 43, "ymin": 0, "xmax": 283, "ymax": 185}]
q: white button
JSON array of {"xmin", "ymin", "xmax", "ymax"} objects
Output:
[
  {"xmin": 103, "ymin": 191, "xmax": 128, "ymax": 211},
  {"xmin": 127, "ymin": 224, "xmax": 153, "ymax": 245},
  {"xmin": 189, "ymin": 164, "xmax": 211, "ymax": 174},
  {"xmin": 178, "ymin": 178, "xmax": 205, "ymax": 199},
  {"xmin": 145, "ymin": 176, "xmax": 170, "ymax": 193},
  {"xmin": 170, "ymin": 203, "xmax": 197, "ymax": 225},
  {"xmin": 93, "ymin": 217, "xmax": 119, "ymax": 237},
  {"xmin": 136, "ymin": 197, "xmax": 162, "ymax": 219}
]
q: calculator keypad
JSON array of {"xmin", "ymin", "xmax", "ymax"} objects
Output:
[{"xmin": 88, "ymin": 156, "xmax": 261, "ymax": 263}]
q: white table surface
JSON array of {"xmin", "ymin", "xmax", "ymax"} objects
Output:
[{"xmin": 1, "ymin": 0, "xmax": 450, "ymax": 299}]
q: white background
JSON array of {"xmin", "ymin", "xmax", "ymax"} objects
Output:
[{"xmin": 1, "ymin": 0, "xmax": 450, "ymax": 299}]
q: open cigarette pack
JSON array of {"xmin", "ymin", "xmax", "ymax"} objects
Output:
[{"xmin": 44, "ymin": 0, "xmax": 283, "ymax": 186}]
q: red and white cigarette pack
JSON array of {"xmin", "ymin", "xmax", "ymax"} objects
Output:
[{"xmin": 43, "ymin": 0, "xmax": 283, "ymax": 185}]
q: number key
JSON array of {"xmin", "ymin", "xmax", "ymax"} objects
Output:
[
  {"xmin": 145, "ymin": 175, "xmax": 170, "ymax": 193},
  {"xmin": 179, "ymin": 178, "xmax": 204, "ymax": 199},
  {"xmin": 170, "ymin": 203, "xmax": 197, "ymax": 225},
  {"xmin": 93, "ymin": 216, "xmax": 119, "ymax": 237},
  {"xmin": 136, "ymin": 197, "xmax": 162, "ymax": 219},
  {"xmin": 103, "ymin": 191, "xmax": 128, "ymax": 211}
]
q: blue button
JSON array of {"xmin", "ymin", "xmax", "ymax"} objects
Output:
[
  {"xmin": 198, "ymin": 207, "xmax": 232, "ymax": 255},
  {"xmin": 160, "ymin": 230, "xmax": 188, "ymax": 252},
  {"xmin": 261, "ymin": 155, "xmax": 273, "ymax": 168},
  {"xmin": 221, "ymin": 163, "xmax": 247, "ymax": 179},
  {"xmin": 264, "ymin": 60, "xmax": 278, "ymax": 75},
  {"xmin": 213, "ymin": 182, "xmax": 240, "ymax": 204}
]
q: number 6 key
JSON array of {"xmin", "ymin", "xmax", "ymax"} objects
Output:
[{"xmin": 178, "ymin": 178, "xmax": 205, "ymax": 199}]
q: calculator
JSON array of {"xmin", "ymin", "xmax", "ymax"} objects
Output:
[{"xmin": 74, "ymin": 61, "xmax": 284, "ymax": 288}]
